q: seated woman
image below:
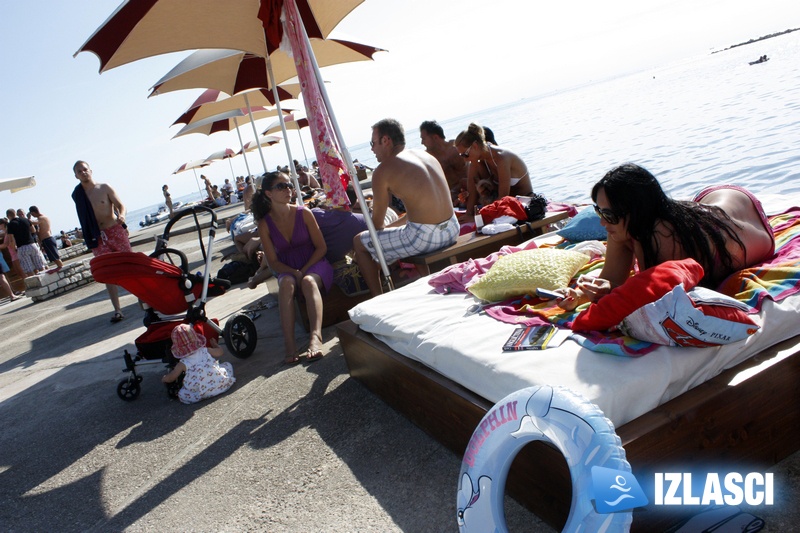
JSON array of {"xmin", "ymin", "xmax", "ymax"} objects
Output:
[
  {"xmin": 455, "ymin": 123, "xmax": 533, "ymax": 218},
  {"xmin": 252, "ymin": 172, "xmax": 333, "ymax": 364},
  {"xmin": 558, "ymin": 163, "xmax": 775, "ymax": 310}
]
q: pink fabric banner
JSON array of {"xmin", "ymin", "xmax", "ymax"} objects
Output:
[{"xmin": 281, "ymin": 0, "xmax": 351, "ymax": 208}]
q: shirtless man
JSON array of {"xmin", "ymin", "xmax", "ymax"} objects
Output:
[
  {"xmin": 28, "ymin": 206, "xmax": 64, "ymax": 272},
  {"xmin": 294, "ymin": 160, "xmax": 321, "ymax": 189},
  {"xmin": 354, "ymin": 118, "xmax": 459, "ymax": 296},
  {"xmin": 72, "ymin": 160, "xmax": 131, "ymax": 323},
  {"xmin": 242, "ymin": 176, "xmax": 256, "ymax": 212},
  {"xmin": 419, "ymin": 120, "xmax": 467, "ymax": 204}
]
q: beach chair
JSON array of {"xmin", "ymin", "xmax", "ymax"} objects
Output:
[{"xmin": 91, "ymin": 205, "xmax": 257, "ymax": 401}]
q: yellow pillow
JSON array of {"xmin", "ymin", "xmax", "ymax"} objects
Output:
[{"xmin": 468, "ymin": 248, "xmax": 589, "ymax": 301}]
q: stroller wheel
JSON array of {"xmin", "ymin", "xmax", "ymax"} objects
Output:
[
  {"xmin": 224, "ymin": 312, "xmax": 258, "ymax": 358},
  {"xmin": 117, "ymin": 378, "xmax": 141, "ymax": 401}
]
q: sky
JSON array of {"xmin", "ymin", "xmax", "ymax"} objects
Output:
[{"xmin": 2, "ymin": 0, "xmax": 800, "ymax": 232}]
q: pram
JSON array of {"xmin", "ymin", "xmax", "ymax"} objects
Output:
[{"xmin": 91, "ymin": 206, "xmax": 258, "ymax": 401}]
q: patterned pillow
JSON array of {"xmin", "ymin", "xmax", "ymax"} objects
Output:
[
  {"xmin": 557, "ymin": 207, "xmax": 607, "ymax": 242},
  {"xmin": 468, "ymin": 248, "xmax": 589, "ymax": 301}
]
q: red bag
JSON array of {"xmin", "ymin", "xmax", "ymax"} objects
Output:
[{"xmin": 478, "ymin": 196, "xmax": 527, "ymax": 224}]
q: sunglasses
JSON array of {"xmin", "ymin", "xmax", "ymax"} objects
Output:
[
  {"xmin": 593, "ymin": 204, "xmax": 622, "ymax": 225},
  {"xmin": 271, "ymin": 182, "xmax": 292, "ymax": 191},
  {"xmin": 459, "ymin": 147, "xmax": 471, "ymax": 158}
]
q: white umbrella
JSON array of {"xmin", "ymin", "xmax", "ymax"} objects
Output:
[
  {"xmin": 173, "ymin": 160, "xmax": 210, "ymax": 199},
  {"xmin": 239, "ymin": 135, "xmax": 282, "ymax": 155},
  {"xmin": 0, "ymin": 176, "xmax": 36, "ymax": 193},
  {"xmin": 205, "ymin": 148, "xmax": 238, "ymax": 181}
]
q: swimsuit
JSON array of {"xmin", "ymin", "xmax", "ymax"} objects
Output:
[
  {"xmin": 693, "ymin": 185, "xmax": 775, "ymax": 257},
  {"xmin": 264, "ymin": 207, "xmax": 333, "ymax": 293},
  {"xmin": 485, "ymin": 149, "xmax": 529, "ymax": 187},
  {"xmin": 360, "ymin": 213, "xmax": 460, "ymax": 263},
  {"xmin": 17, "ymin": 244, "xmax": 46, "ymax": 274},
  {"xmin": 41, "ymin": 236, "xmax": 60, "ymax": 263},
  {"xmin": 91, "ymin": 222, "xmax": 132, "ymax": 257}
]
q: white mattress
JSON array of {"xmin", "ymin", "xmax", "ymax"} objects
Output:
[{"xmin": 348, "ymin": 243, "xmax": 800, "ymax": 427}]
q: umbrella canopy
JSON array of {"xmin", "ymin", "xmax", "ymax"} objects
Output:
[
  {"xmin": 173, "ymin": 160, "xmax": 209, "ymax": 174},
  {"xmin": 75, "ymin": 0, "xmax": 365, "ymax": 72},
  {"xmin": 262, "ymin": 112, "xmax": 308, "ymax": 136},
  {"xmin": 0, "ymin": 176, "xmax": 36, "ymax": 193},
  {"xmin": 172, "ymin": 89, "xmax": 298, "ymax": 127},
  {"xmin": 239, "ymin": 135, "xmax": 282, "ymax": 154},
  {"xmin": 149, "ymin": 40, "xmax": 384, "ymax": 96},
  {"xmin": 172, "ymin": 106, "xmax": 289, "ymax": 138},
  {"xmin": 204, "ymin": 148, "xmax": 237, "ymax": 162}
]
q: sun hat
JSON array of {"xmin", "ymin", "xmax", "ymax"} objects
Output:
[{"xmin": 171, "ymin": 324, "xmax": 207, "ymax": 358}]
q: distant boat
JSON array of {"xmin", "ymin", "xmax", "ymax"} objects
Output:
[
  {"xmin": 139, "ymin": 202, "xmax": 183, "ymax": 227},
  {"xmin": 749, "ymin": 55, "xmax": 770, "ymax": 65}
]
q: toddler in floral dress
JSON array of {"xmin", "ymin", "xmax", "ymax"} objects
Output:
[{"xmin": 162, "ymin": 324, "xmax": 235, "ymax": 404}]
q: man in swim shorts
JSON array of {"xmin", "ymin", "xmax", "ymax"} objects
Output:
[
  {"xmin": 5, "ymin": 208, "xmax": 46, "ymax": 278},
  {"xmin": 72, "ymin": 160, "xmax": 132, "ymax": 323},
  {"xmin": 354, "ymin": 118, "xmax": 459, "ymax": 297},
  {"xmin": 28, "ymin": 206, "xmax": 64, "ymax": 273}
]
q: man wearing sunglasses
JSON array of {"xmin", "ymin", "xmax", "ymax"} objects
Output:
[{"xmin": 354, "ymin": 118, "xmax": 459, "ymax": 297}]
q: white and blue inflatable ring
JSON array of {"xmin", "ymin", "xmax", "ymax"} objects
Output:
[{"xmin": 457, "ymin": 385, "xmax": 633, "ymax": 532}]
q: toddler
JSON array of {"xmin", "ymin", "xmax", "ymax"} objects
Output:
[{"xmin": 162, "ymin": 324, "xmax": 235, "ymax": 404}]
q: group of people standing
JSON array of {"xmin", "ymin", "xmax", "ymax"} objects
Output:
[{"xmin": 0, "ymin": 204, "xmax": 67, "ymax": 302}]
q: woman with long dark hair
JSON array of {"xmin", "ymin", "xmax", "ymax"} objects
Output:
[
  {"xmin": 252, "ymin": 172, "xmax": 333, "ymax": 364},
  {"xmin": 559, "ymin": 163, "xmax": 775, "ymax": 309}
]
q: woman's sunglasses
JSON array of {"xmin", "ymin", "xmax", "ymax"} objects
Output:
[
  {"xmin": 593, "ymin": 204, "xmax": 622, "ymax": 225},
  {"xmin": 459, "ymin": 147, "xmax": 471, "ymax": 158},
  {"xmin": 271, "ymin": 182, "xmax": 292, "ymax": 191}
]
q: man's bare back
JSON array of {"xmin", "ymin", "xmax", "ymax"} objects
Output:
[{"xmin": 371, "ymin": 149, "xmax": 454, "ymax": 227}]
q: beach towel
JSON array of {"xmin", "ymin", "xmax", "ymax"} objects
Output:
[
  {"xmin": 484, "ymin": 207, "xmax": 800, "ymax": 357},
  {"xmin": 71, "ymin": 184, "xmax": 100, "ymax": 250}
]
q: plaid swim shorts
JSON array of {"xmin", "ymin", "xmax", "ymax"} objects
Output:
[{"xmin": 360, "ymin": 213, "xmax": 459, "ymax": 263}]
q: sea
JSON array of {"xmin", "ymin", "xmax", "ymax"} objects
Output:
[{"xmin": 130, "ymin": 31, "xmax": 800, "ymax": 229}]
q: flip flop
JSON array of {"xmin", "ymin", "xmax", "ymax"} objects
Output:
[
  {"xmin": 305, "ymin": 349, "xmax": 324, "ymax": 363},
  {"xmin": 110, "ymin": 312, "xmax": 125, "ymax": 323},
  {"xmin": 282, "ymin": 354, "xmax": 302, "ymax": 366}
]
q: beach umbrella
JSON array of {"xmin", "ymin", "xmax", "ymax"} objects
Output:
[
  {"xmin": 75, "ymin": 0, "xmax": 392, "ymax": 284},
  {"xmin": 171, "ymin": 89, "xmax": 297, "ymax": 127},
  {"xmin": 262, "ymin": 112, "xmax": 311, "ymax": 166},
  {"xmin": 75, "ymin": 0, "xmax": 365, "ymax": 72},
  {"xmin": 204, "ymin": 148, "xmax": 238, "ymax": 182},
  {"xmin": 239, "ymin": 135, "xmax": 282, "ymax": 154},
  {"xmin": 173, "ymin": 159, "xmax": 210, "ymax": 199},
  {"xmin": 172, "ymin": 106, "xmax": 289, "ymax": 138},
  {"xmin": 149, "ymin": 40, "xmax": 383, "ymax": 97},
  {"xmin": 0, "ymin": 176, "xmax": 36, "ymax": 193}
]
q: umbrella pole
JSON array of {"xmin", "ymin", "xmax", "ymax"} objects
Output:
[
  {"xmin": 265, "ymin": 57, "xmax": 303, "ymax": 206},
  {"xmin": 233, "ymin": 117, "xmax": 253, "ymax": 178},
  {"xmin": 242, "ymin": 93, "xmax": 270, "ymax": 176},
  {"xmin": 293, "ymin": 8, "xmax": 392, "ymax": 286},
  {"xmin": 191, "ymin": 168, "xmax": 205, "ymax": 201},
  {"xmin": 227, "ymin": 157, "xmax": 236, "ymax": 181},
  {"xmin": 297, "ymin": 130, "xmax": 310, "ymax": 168}
]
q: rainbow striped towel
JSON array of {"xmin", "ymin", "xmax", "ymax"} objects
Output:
[{"xmin": 485, "ymin": 207, "xmax": 800, "ymax": 357}]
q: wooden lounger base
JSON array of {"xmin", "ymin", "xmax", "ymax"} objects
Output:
[{"xmin": 337, "ymin": 320, "xmax": 800, "ymax": 531}]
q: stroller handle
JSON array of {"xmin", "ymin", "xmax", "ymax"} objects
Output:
[{"xmin": 160, "ymin": 205, "xmax": 217, "ymax": 241}]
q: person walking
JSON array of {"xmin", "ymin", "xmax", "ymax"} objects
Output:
[{"xmin": 28, "ymin": 206, "xmax": 64, "ymax": 273}]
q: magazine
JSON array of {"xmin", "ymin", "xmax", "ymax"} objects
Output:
[{"xmin": 502, "ymin": 325, "xmax": 558, "ymax": 351}]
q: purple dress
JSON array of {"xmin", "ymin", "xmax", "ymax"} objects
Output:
[{"xmin": 265, "ymin": 207, "xmax": 333, "ymax": 293}]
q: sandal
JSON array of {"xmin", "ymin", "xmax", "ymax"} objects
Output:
[
  {"xmin": 282, "ymin": 354, "xmax": 302, "ymax": 366},
  {"xmin": 110, "ymin": 312, "xmax": 125, "ymax": 323},
  {"xmin": 305, "ymin": 349, "xmax": 324, "ymax": 363}
]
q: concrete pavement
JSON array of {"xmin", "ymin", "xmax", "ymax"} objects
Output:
[{"xmin": 0, "ymin": 202, "xmax": 797, "ymax": 531}]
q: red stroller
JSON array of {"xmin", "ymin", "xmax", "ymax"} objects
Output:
[{"xmin": 91, "ymin": 206, "xmax": 257, "ymax": 401}]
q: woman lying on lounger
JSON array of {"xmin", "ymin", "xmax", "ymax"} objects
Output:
[
  {"xmin": 558, "ymin": 163, "xmax": 775, "ymax": 310},
  {"xmin": 252, "ymin": 172, "xmax": 333, "ymax": 364}
]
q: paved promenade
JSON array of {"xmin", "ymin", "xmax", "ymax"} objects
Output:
[{"xmin": 0, "ymin": 202, "xmax": 797, "ymax": 531}]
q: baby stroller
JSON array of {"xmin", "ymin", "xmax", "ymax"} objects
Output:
[{"xmin": 91, "ymin": 206, "xmax": 257, "ymax": 401}]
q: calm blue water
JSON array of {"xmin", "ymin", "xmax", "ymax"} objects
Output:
[{"xmin": 350, "ymin": 31, "xmax": 800, "ymax": 204}]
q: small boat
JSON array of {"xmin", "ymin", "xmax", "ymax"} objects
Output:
[
  {"xmin": 139, "ymin": 202, "xmax": 184, "ymax": 227},
  {"xmin": 749, "ymin": 55, "xmax": 769, "ymax": 65}
]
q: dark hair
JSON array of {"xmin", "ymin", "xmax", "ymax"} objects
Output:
[
  {"xmin": 592, "ymin": 163, "xmax": 744, "ymax": 287},
  {"xmin": 483, "ymin": 126, "xmax": 497, "ymax": 145},
  {"xmin": 455, "ymin": 123, "xmax": 487, "ymax": 149},
  {"xmin": 419, "ymin": 120, "xmax": 445, "ymax": 138},
  {"xmin": 251, "ymin": 172, "xmax": 284, "ymax": 220},
  {"xmin": 372, "ymin": 118, "xmax": 405, "ymax": 146},
  {"xmin": 73, "ymin": 160, "xmax": 89, "ymax": 173},
  {"xmin": 29, "ymin": 206, "xmax": 40, "ymax": 215}
]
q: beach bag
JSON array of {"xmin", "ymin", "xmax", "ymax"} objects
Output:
[
  {"xmin": 217, "ymin": 260, "xmax": 257, "ymax": 285},
  {"xmin": 524, "ymin": 193, "xmax": 548, "ymax": 222}
]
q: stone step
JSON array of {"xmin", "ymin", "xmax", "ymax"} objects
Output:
[{"xmin": 24, "ymin": 260, "xmax": 94, "ymax": 302}]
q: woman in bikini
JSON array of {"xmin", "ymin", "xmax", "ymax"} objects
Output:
[
  {"xmin": 455, "ymin": 123, "xmax": 534, "ymax": 218},
  {"xmin": 252, "ymin": 172, "xmax": 333, "ymax": 364},
  {"xmin": 558, "ymin": 163, "xmax": 776, "ymax": 310}
]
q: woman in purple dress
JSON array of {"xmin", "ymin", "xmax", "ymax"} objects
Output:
[{"xmin": 252, "ymin": 172, "xmax": 333, "ymax": 364}]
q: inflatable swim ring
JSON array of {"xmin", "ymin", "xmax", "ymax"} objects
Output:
[{"xmin": 457, "ymin": 385, "xmax": 633, "ymax": 532}]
